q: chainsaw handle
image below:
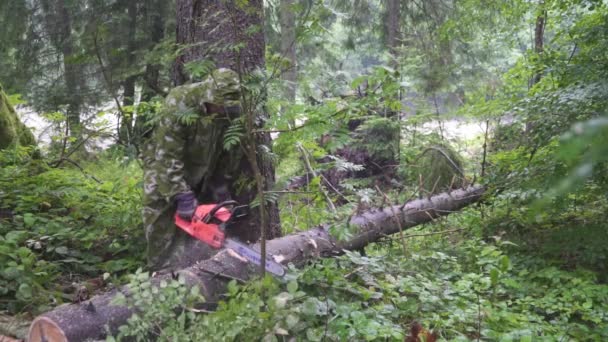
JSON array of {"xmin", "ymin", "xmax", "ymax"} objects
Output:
[{"xmin": 203, "ymin": 200, "xmax": 239, "ymax": 223}]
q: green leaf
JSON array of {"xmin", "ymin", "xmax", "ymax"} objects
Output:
[
  {"xmin": 520, "ymin": 335, "xmax": 533, "ymax": 342},
  {"xmin": 302, "ymin": 298, "xmax": 325, "ymax": 316},
  {"xmin": 274, "ymin": 292, "xmax": 291, "ymax": 309},
  {"xmin": 287, "ymin": 280, "xmax": 298, "ymax": 294},
  {"xmin": 17, "ymin": 283, "xmax": 32, "ymax": 299},
  {"xmin": 23, "ymin": 213, "xmax": 36, "ymax": 227},
  {"xmin": 490, "ymin": 268, "xmax": 499, "ymax": 286},
  {"xmin": 55, "ymin": 246, "xmax": 69, "ymax": 255},
  {"xmin": 305, "ymin": 328, "xmax": 323, "ymax": 342},
  {"xmin": 285, "ymin": 314, "xmax": 299, "ymax": 328},
  {"xmin": 500, "ymin": 255, "xmax": 510, "ymax": 272}
]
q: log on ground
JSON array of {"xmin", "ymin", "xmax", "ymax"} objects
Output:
[{"xmin": 28, "ymin": 186, "xmax": 484, "ymax": 342}]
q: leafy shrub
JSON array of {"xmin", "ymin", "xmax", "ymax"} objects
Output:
[
  {"xmin": 114, "ymin": 232, "xmax": 608, "ymax": 341},
  {"xmin": 0, "ymin": 148, "xmax": 145, "ymax": 313},
  {"xmin": 110, "ymin": 269, "xmax": 203, "ymax": 342}
]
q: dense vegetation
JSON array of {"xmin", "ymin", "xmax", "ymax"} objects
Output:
[{"xmin": 1, "ymin": 0, "xmax": 608, "ymax": 340}]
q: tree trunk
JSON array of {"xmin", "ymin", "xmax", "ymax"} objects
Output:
[
  {"xmin": 118, "ymin": 0, "xmax": 138, "ymax": 145},
  {"xmin": 39, "ymin": 0, "xmax": 84, "ymax": 139},
  {"xmin": 141, "ymin": 0, "xmax": 167, "ymax": 101},
  {"xmin": 172, "ymin": 0, "xmax": 266, "ymax": 85},
  {"xmin": 40, "ymin": 0, "xmax": 82, "ymax": 138},
  {"xmin": 134, "ymin": 0, "xmax": 168, "ymax": 143},
  {"xmin": 386, "ymin": 0, "xmax": 400, "ymax": 67},
  {"xmin": 58, "ymin": 0, "xmax": 81, "ymax": 137},
  {"xmin": 27, "ymin": 186, "xmax": 484, "ymax": 342},
  {"xmin": 0, "ymin": 84, "xmax": 36, "ymax": 149},
  {"xmin": 386, "ymin": 0, "xmax": 401, "ymax": 170},
  {"xmin": 172, "ymin": 0, "xmax": 281, "ymax": 241},
  {"xmin": 526, "ymin": 4, "xmax": 546, "ymax": 134},
  {"xmin": 280, "ymin": 0, "xmax": 297, "ymax": 105},
  {"xmin": 530, "ymin": 7, "xmax": 546, "ymax": 88}
]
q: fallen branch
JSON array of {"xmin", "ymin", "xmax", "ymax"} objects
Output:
[{"xmin": 27, "ymin": 186, "xmax": 484, "ymax": 342}]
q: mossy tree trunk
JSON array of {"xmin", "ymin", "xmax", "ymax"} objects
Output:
[{"xmin": 0, "ymin": 85, "xmax": 35, "ymax": 150}]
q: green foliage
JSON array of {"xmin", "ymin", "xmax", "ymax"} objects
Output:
[
  {"xmin": 116, "ymin": 228, "xmax": 608, "ymax": 341},
  {"xmin": 413, "ymin": 143, "xmax": 466, "ymax": 195},
  {"xmin": 0, "ymin": 148, "xmax": 144, "ymax": 313},
  {"xmin": 110, "ymin": 269, "xmax": 203, "ymax": 342},
  {"xmin": 223, "ymin": 119, "xmax": 244, "ymax": 151},
  {"xmin": 552, "ymin": 115, "xmax": 608, "ymax": 196},
  {"xmin": 457, "ymin": 1, "xmax": 608, "ymax": 286},
  {"xmin": 2, "ymin": 2, "xmax": 608, "ymax": 341}
]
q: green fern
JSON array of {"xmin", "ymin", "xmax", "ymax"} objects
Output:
[{"xmin": 223, "ymin": 120, "xmax": 244, "ymax": 151}]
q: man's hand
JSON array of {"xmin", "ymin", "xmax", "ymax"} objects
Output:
[{"xmin": 175, "ymin": 191, "xmax": 197, "ymax": 220}]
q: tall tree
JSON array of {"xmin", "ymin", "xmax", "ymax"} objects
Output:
[
  {"xmin": 530, "ymin": 2, "xmax": 546, "ymax": 88},
  {"xmin": 0, "ymin": 1, "xmax": 37, "ymax": 94},
  {"xmin": 40, "ymin": 0, "xmax": 84, "ymax": 137},
  {"xmin": 173, "ymin": 0, "xmax": 281, "ymax": 240},
  {"xmin": 386, "ymin": 0, "xmax": 400, "ymax": 68},
  {"xmin": 141, "ymin": 0, "xmax": 170, "ymax": 101},
  {"xmin": 118, "ymin": 0, "xmax": 139, "ymax": 145},
  {"xmin": 280, "ymin": 0, "xmax": 297, "ymax": 105},
  {"xmin": 173, "ymin": 0, "xmax": 265, "ymax": 84}
]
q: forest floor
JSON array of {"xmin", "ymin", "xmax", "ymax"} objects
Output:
[{"xmin": 4, "ymin": 110, "xmax": 608, "ymax": 341}]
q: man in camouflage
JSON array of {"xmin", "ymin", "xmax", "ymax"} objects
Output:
[{"xmin": 142, "ymin": 68, "xmax": 243, "ymax": 270}]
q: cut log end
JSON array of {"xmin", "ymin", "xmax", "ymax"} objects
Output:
[{"xmin": 28, "ymin": 317, "xmax": 67, "ymax": 342}]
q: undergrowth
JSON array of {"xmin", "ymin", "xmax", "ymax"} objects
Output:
[
  {"xmin": 0, "ymin": 147, "xmax": 145, "ymax": 314},
  {"xmin": 112, "ymin": 218, "xmax": 608, "ymax": 341}
]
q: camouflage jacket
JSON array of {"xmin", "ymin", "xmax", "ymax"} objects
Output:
[{"xmin": 142, "ymin": 68, "xmax": 242, "ymax": 204}]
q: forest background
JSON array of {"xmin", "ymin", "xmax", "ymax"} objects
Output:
[{"xmin": 1, "ymin": 0, "xmax": 608, "ymax": 340}]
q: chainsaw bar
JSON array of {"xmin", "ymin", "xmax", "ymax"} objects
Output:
[{"xmin": 225, "ymin": 239, "xmax": 286, "ymax": 277}]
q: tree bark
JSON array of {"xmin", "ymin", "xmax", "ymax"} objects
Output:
[
  {"xmin": 133, "ymin": 0, "xmax": 168, "ymax": 143},
  {"xmin": 172, "ymin": 0, "xmax": 281, "ymax": 241},
  {"xmin": 530, "ymin": 7, "xmax": 546, "ymax": 88},
  {"xmin": 40, "ymin": 0, "xmax": 82, "ymax": 137},
  {"xmin": 172, "ymin": 0, "xmax": 266, "ymax": 85},
  {"xmin": 27, "ymin": 186, "xmax": 484, "ymax": 342},
  {"xmin": 141, "ymin": 0, "xmax": 167, "ymax": 100},
  {"xmin": 118, "ymin": 0, "xmax": 138, "ymax": 145},
  {"xmin": 526, "ymin": 3, "xmax": 546, "ymax": 134},
  {"xmin": 280, "ymin": 0, "xmax": 297, "ymax": 104},
  {"xmin": 386, "ymin": 0, "xmax": 400, "ymax": 67},
  {"xmin": 386, "ymin": 0, "xmax": 401, "ymax": 170}
]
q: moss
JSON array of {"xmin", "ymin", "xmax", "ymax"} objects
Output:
[
  {"xmin": 415, "ymin": 143, "xmax": 466, "ymax": 194},
  {"xmin": 0, "ymin": 83, "xmax": 35, "ymax": 150}
]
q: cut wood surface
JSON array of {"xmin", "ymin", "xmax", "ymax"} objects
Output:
[{"xmin": 28, "ymin": 186, "xmax": 484, "ymax": 342}]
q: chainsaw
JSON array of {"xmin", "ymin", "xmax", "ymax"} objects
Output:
[{"xmin": 174, "ymin": 200, "xmax": 285, "ymax": 277}]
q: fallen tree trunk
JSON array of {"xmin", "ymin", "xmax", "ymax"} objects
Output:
[{"xmin": 28, "ymin": 186, "xmax": 484, "ymax": 342}]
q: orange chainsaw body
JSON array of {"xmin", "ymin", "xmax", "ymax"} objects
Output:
[{"xmin": 174, "ymin": 204, "xmax": 232, "ymax": 249}]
